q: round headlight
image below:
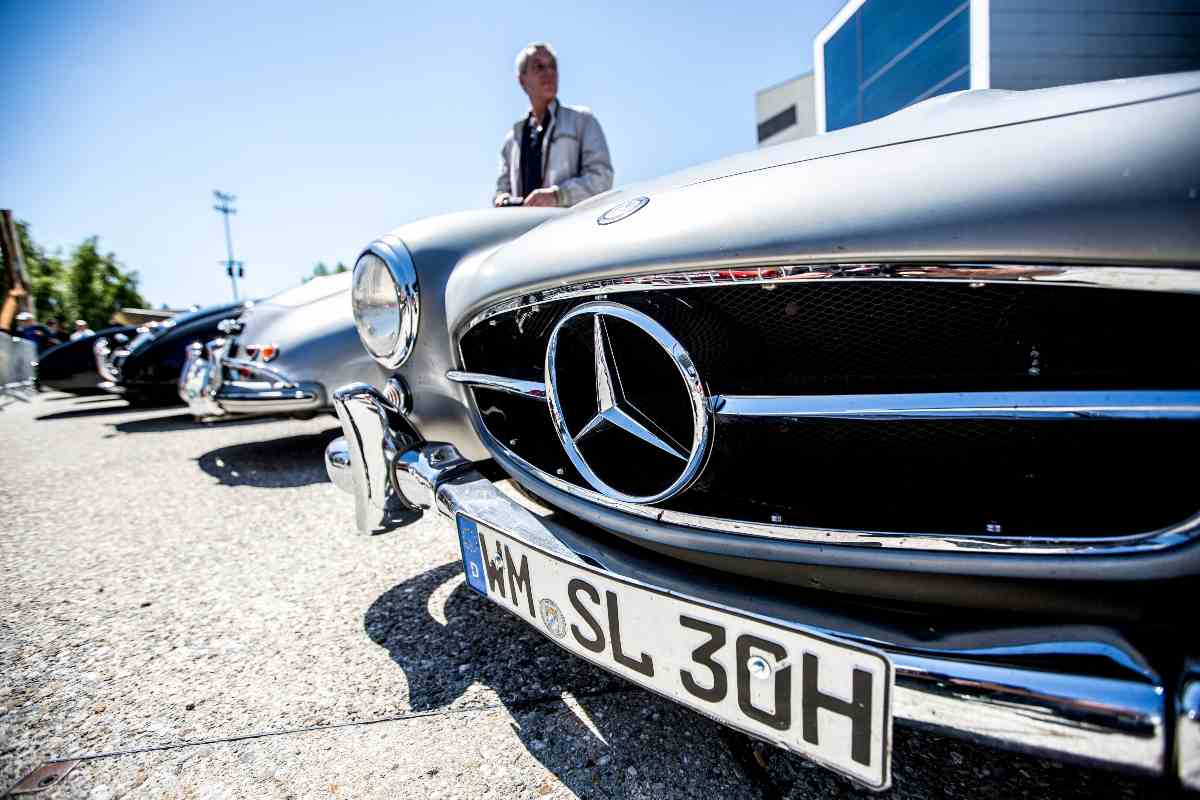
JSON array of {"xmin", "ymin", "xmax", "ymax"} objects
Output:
[{"xmin": 351, "ymin": 241, "xmax": 419, "ymax": 369}]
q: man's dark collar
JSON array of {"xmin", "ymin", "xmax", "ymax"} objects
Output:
[{"xmin": 527, "ymin": 98, "xmax": 559, "ymax": 125}]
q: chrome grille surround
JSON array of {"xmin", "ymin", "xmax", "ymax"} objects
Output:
[
  {"xmin": 454, "ymin": 262, "xmax": 1200, "ymax": 556},
  {"xmin": 460, "ymin": 262, "xmax": 1200, "ymax": 333}
]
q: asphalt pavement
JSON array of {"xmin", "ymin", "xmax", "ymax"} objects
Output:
[{"xmin": 0, "ymin": 392, "xmax": 1183, "ymax": 799}]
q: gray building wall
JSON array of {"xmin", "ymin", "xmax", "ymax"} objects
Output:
[
  {"xmin": 990, "ymin": 0, "xmax": 1200, "ymax": 90},
  {"xmin": 755, "ymin": 73, "xmax": 817, "ymax": 146}
]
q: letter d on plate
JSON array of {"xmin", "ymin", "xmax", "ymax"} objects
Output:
[{"xmin": 458, "ymin": 517, "xmax": 489, "ymax": 597}]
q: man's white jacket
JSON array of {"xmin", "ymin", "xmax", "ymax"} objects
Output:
[{"xmin": 496, "ymin": 100, "xmax": 614, "ymax": 207}]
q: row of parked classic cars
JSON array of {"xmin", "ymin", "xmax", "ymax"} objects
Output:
[
  {"xmin": 33, "ymin": 72, "xmax": 1200, "ymax": 793},
  {"xmin": 34, "ymin": 270, "xmax": 385, "ymax": 420}
]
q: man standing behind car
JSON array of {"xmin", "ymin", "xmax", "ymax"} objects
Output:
[{"xmin": 494, "ymin": 42, "xmax": 613, "ymax": 208}]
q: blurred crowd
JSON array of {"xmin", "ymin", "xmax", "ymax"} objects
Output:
[{"xmin": 10, "ymin": 313, "xmax": 94, "ymax": 352}]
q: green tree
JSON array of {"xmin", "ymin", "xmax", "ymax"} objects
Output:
[
  {"xmin": 15, "ymin": 221, "xmax": 65, "ymax": 320},
  {"xmin": 65, "ymin": 237, "xmax": 146, "ymax": 329},
  {"xmin": 303, "ymin": 261, "xmax": 348, "ymax": 282},
  {"xmin": 14, "ymin": 222, "xmax": 146, "ymax": 328}
]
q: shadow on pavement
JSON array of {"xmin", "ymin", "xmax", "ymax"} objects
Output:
[
  {"xmin": 195, "ymin": 427, "xmax": 342, "ymax": 488},
  {"xmin": 110, "ymin": 413, "xmax": 216, "ymax": 434},
  {"xmin": 366, "ymin": 563, "xmax": 1169, "ymax": 800},
  {"xmin": 37, "ymin": 404, "xmax": 141, "ymax": 421}
]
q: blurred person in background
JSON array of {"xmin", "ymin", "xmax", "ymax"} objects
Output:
[
  {"xmin": 69, "ymin": 319, "xmax": 95, "ymax": 340},
  {"xmin": 45, "ymin": 318, "xmax": 68, "ymax": 344},
  {"xmin": 494, "ymin": 42, "xmax": 613, "ymax": 209},
  {"xmin": 15, "ymin": 312, "xmax": 54, "ymax": 353}
]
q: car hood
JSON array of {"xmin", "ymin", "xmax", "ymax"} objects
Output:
[
  {"xmin": 570, "ymin": 70, "xmax": 1200, "ymax": 216},
  {"xmin": 448, "ymin": 70, "xmax": 1200, "ymax": 332},
  {"xmin": 236, "ymin": 272, "xmax": 352, "ymax": 335}
]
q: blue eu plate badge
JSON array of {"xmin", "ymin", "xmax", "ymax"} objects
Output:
[{"xmin": 457, "ymin": 516, "xmax": 488, "ymax": 597}]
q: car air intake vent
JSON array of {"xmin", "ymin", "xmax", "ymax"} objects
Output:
[{"xmin": 456, "ymin": 267, "xmax": 1200, "ymax": 551}]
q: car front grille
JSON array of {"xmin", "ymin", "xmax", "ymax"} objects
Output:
[{"xmin": 456, "ymin": 265, "xmax": 1200, "ymax": 551}]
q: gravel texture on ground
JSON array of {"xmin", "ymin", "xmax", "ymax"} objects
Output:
[{"xmin": 0, "ymin": 393, "xmax": 1183, "ymax": 798}]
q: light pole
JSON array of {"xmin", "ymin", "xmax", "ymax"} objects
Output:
[{"xmin": 212, "ymin": 190, "xmax": 243, "ymax": 301}]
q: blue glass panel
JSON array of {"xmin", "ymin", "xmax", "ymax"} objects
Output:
[
  {"xmin": 824, "ymin": 10, "xmax": 860, "ymax": 131},
  {"xmin": 941, "ymin": 70, "xmax": 970, "ymax": 94},
  {"xmin": 860, "ymin": 0, "xmax": 965, "ymax": 80},
  {"xmin": 861, "ymin": 8, "xmax": 969, "ymax": 123}
]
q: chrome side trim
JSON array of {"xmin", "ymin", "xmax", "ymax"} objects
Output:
[
  {"xmin": 218, "ymin": 384, "xmax": 323, "ymax": 415},
  {"xmin": 446, "ymin": 370, "xmax": 546, "ymax": 399},
  {"xmin": 220, "ymin": 356, "xmax": 297, "ymax": 387},
  {"xmin": 712, "ymin": 389, "xmax": 1200, "ymax": 421},
  {"xmin": 433, "ymin": 471, "xmax": 1168, "ymax": 777},
  {"xmin": 460, "ymin": 262, "xmax": 1200, "ymax": 333},
  {"xmin": 1179, "ymin": 662, "xmax": 1200, "ymax": 791},
  {"xmin": 473, "ymin": 422, "xmax": 1200, "ymax": 555}
]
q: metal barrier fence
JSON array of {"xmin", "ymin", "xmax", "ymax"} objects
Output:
[{"xmin": 1, "ymin": 335, "xmax": 37, "ymax": 405}]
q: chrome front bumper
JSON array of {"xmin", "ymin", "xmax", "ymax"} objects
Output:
[
  {"xmin": 179, "ymin": 339, "xmax": 324, "ymax": 419},
  {"xmin": 328, "ymin": 381, "xmax": 1196, "ymax": 785}
]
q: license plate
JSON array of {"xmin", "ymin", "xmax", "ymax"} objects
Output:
[{"xmin": 456, "ymin": 513, "xmax": 893, "ymax": 790}]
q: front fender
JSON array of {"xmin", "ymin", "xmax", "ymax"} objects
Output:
[{"xmin": 371, "ymin": 208, "xmax": 561, "ymax": 461}]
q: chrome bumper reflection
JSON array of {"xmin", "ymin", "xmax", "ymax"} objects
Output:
[
  {"xmin": 329, "ymin": 382, "xmax": 471, "ymax": 533},
  {"xmin": 327, "ymin": 383, "xmax": 1182, "ymax": 779},
  {"xmin": 93, "ymin": 336, "xmax": 126, "ymax": 385},
  {"xmin": 179, "ymin": 339, "xmax": 324, "ymax": 419}
]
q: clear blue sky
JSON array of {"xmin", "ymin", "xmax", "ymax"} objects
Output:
[{"xmin": 3, "ymin": 0, "xmax": 845, "ymax": 309}]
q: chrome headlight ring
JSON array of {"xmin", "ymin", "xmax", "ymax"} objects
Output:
[{"xmin": 352, "ymin": 238, "xmax": 419, "ymax": 370}]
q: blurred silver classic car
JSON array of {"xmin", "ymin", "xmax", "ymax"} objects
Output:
[
  {"xmin": 325, "ymin": 73, "xmax": 1200, "ymax": 791},
  {"xmin": 178, "ymin": 274, "xmax": 391, "ymax": 420}
]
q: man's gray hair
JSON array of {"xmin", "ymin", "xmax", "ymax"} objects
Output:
[{"xmin": 515, "ymin": 41, "xmax": 557, "ymax": 76}]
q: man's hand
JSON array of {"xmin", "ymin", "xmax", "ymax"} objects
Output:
[
  {"xmin": 523, "ymin": 188, "xmax": 559, "ymax": 207},
  {"xmin": 494, "ymin": 193, "xmax": 513, "ymax": 208}
]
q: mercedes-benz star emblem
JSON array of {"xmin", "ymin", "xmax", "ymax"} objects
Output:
[
  {"xmin": 597, "ymin": 196, "xmax": 649, "ymax": 225},
  {"xmin": 544, "ymin": 302, "xmax": 711, "ymax": 504}
]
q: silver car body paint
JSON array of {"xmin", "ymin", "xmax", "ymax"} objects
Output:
[{"xmin": 235, "ymin": 272, "xmax": 389, "ymax": 403}]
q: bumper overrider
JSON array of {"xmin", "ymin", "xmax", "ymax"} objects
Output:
[
  {"xmin": 328, "ymin": 380, "xmax": 1198, "ymax": 791},
  {"xmin": 92, "ymin": 335, "xmax": 127, "ymax": 391},
  {"xmin": 179, "ymin": 336, "xmax": 324, "ymax": 418}
]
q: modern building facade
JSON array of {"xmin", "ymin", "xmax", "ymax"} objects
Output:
[
  {"xmin": 755, "ymin": 73, "xmax": 817, "ymax": 147},
  {"xmin": 813, "ymin": 0, "xmax": 1200, "ymax": 133}
]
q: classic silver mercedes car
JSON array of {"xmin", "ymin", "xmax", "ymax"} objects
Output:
[
  {"xmin": 325, "ymin": 72, "xmax": 1200, "ymax": 791},
  {"xmin": 179, "ymin": 273, "xmax": 400, "ymax": 420}
]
